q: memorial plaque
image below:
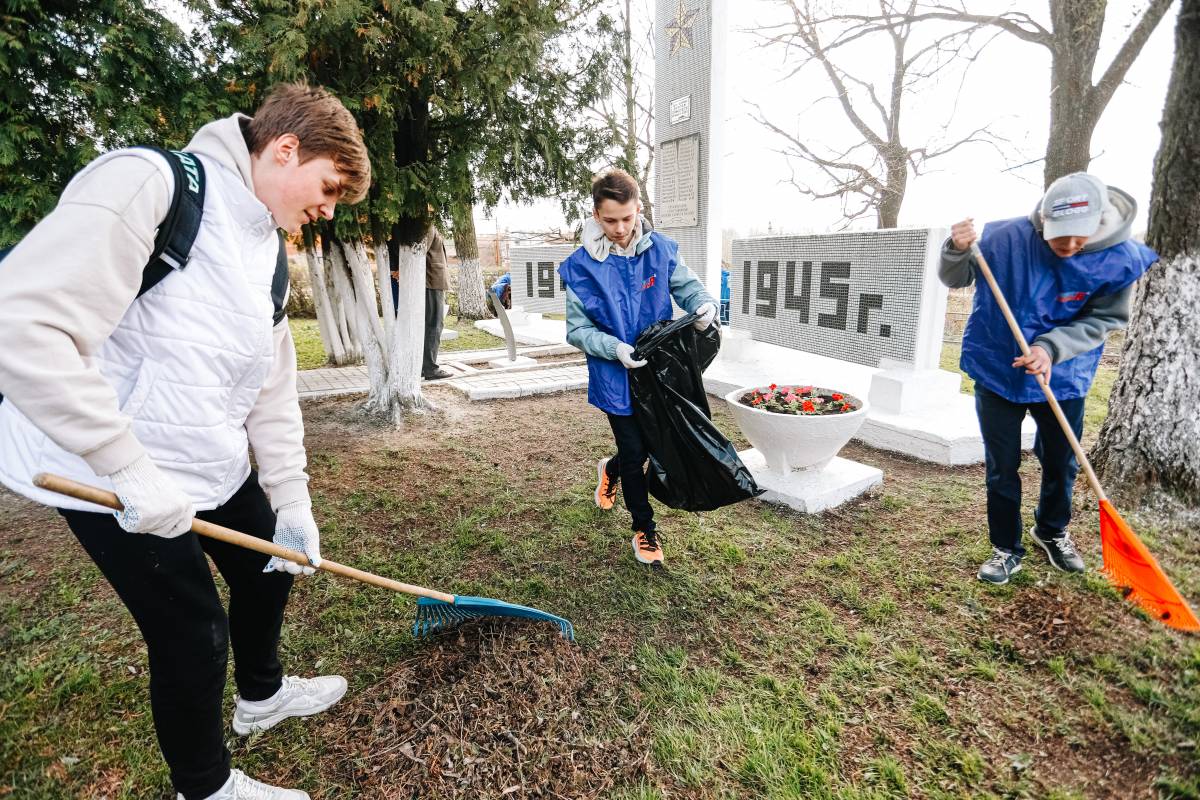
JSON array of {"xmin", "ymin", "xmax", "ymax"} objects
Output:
[
  {"xmin": 508, "ymin": 245, "xmax": 578, "ymax": 315},
  {"xmin": 730, "ymin": 228, "xmax": 948, "ymax": 369},
  {"xmin": 670, "ymin": 95, "xmax": 691, "ymax": 124},
  {"xmin": 657, "ymin": 135, "xmax": 699, "ymax": 228},
  {"xmin": 656, "ymin": 0, "xmax": 726, "ymax": 296}
]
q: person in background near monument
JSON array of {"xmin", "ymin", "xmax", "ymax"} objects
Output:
[
  {"xmin": 423, "ymin": 225, "xmax": 453, "ymax": 379},
  {"xmin": 0, "ymin": 84, "xmax": 371, "ymax": 800},
  {"xmin": 941, "ymin": 172, "xmax": 1156, "ymax": 586},
  {"xmin": 491, "ymin": 271, "xmax": 512, "ymax": 309},
  {"xmin": 560, "ymin": 169, "xmax": 718, "ymax": 567}
]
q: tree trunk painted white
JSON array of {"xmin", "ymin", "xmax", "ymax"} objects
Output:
[
  {"xmin": 374, "ymin": 241, "xmax": 395, "ymax": 343},
  {"xmin": 451, "ymin": 200, "xmax": 489, "ymax": 319},
  {"xmin": 326, "ymin": 243, "xmax": 366, "ymax": 367},
  {"xmin": 322, "ymin": 238, "xmax": 360, "ymax": 364},
  {"xmin": 319, "ymin": 233, "xmax": 429, "ymax": 424},
  {"xmin": 331, "ymin": 240, "xmax": 392, "ymax": 416},
  {"xmin": 302, "ymin": 243, "xmax": 340, "ymax": 364},
  {"xmin": 386, "ymin": 239, "xmax": 430, "ymax": 420}
]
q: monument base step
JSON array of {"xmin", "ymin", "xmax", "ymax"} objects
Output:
[
  {"xmin": 740, "ymin": 450, "xmax": 882, "ymax": 514},
  {"xmin": 859, "ymin": 397, "xmax": 1036, "ymax": 465}
]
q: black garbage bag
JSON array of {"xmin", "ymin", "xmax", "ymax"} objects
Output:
[{"xmin": 628, "ymin": 313, "xmax": 763, "ymax": 511}]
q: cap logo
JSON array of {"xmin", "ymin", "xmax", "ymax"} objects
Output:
[{"xmin": 1050, "ymin": 194, "xmax": 1092, "ymax": 217}]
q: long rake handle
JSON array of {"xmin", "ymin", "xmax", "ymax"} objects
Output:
[
  {"xmin": 34, "ymin": 473, "xmax": 455, "ymax": 603},
  {"xmin": 968, "ymin": 243, "xmax": 1108, "ymax": 503}
]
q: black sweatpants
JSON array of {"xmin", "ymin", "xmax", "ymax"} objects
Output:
[
  {"xmin": 58, "ymin": 472, "xmax": 293, "ymax": 800},
  {"xmin": 605, "ymin": 412, "xmax": 655, "ymax": 533}
]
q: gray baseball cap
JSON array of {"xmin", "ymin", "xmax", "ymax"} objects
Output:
[{"xmin": 1040, "ymin": 172, "xmax": 1108, "ymax": 240}]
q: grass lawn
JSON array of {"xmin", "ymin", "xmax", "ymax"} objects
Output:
[
  {"xmin": 2, "ymin": 386, "xmax": 1197, "ymax": 799},
  {"xmin": 289, "ymin": 316, "xmax": 505, "ymax": 371}
]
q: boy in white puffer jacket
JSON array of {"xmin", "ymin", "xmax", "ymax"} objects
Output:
[{"xmin": 0, "ymin": 84, "xmax": 370, "ymax": 800}]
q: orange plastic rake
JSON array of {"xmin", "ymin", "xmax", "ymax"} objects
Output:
[{"xmin": 969, "ymin": 243, "xmax": 1199, "ymax": 631}]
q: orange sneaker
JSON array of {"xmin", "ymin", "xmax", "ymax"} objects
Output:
[
  {"xmin": 594, "ymin": 458, "xmax": 618, "ymax": 510},
  {"xmin": 632, "ymin": 528, "xmax": 663, "ymax": 565}
]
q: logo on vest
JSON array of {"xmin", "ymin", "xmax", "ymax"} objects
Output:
[
  {"xmin": 1057, "ymin": 291, "xmax": 1088, "ymax": 303},
  {"xmin": 642, "ymin": 275, "xmax": 656, "ymax": 290}
]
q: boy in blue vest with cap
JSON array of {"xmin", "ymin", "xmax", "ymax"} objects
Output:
[
  {"xmin": 560, "ymin": 169, "xmax": 718, "ymax": 566},
  {"xmin": 942, "ymin": 172, "xmax": 1157, "ymax": 585}
]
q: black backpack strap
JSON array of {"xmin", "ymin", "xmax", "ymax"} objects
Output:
[
  {"xmin": 134, "ymin": 146, "xmax": 206, "ymax": 297},
  {"xmin": 272, "ymin": 231, "xmax": 290, "ymax": 326}
]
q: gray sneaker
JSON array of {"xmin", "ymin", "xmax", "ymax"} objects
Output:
[
  {"xmin": 1031, "ymin": 526, "xmax": 1085, "ymax": 573},
  {"xmin": 978, "ymin": 548, "xmax": 1022, "ymax": 585}
]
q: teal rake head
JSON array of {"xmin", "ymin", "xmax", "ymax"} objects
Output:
[{"xmin": 413, "ymin": 595, "xmax": 575, "ymax": 641}]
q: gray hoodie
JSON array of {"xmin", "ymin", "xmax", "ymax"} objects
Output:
[{"xmin": 938, "ymin": 187, "xmax": 1139, "ymax": 365}]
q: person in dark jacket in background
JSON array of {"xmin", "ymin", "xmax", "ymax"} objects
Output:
[
  {"xmin": 559, "ymin": 169, "xmax": 717, "ymax": 567},
  {"xmin": 422, "ymin": 226, "xmax": 452, "ymax": 379},
  {"xmin": 942, "ymin": 172, "xmax": 1157, "ymax": 586}
]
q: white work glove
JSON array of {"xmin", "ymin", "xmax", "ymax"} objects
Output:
[
  {"xmin": 693, "ymin": 302, "xmax": 718, "ymax": 331},
  {"xmin": 109, "ymin": 454, "xmax": 195, "ymax": 537},
  {"xmin": 265, "ymin": 500, "xmax": 322, "ymax": 576},
  {"xmin": 615, "ymin": 342, "xmax": 648, "ymax": 369}
]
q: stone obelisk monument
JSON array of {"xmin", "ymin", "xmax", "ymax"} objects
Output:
[{"xmin": 654, "ymin": 0, "xmax": 727, "ymax": 298}]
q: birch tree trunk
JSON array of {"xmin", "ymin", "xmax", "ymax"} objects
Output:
[
  {"xmin": 451, "ymin": 197, "xmax": 489, "ymax": 319},
  {"xmin": 1092, "ymin": 0, "xmax": 1200, "ymax": 504}
]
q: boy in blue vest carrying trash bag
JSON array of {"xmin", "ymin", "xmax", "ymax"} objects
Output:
[
  {"xmin": 559, "ymin": 169, "xmax": 718, "ymax": 567},
  {"xmin": 941, "ymin": 172, "xmax": 1157, "ymax": 586}
]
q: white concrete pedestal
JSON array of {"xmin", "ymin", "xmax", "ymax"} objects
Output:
[
  {"xmin": 487, "ymin": 355, "xmax": 538, "ymax": 369},
  {"xmin": 739, "ymin": 449, "xmax": 882, "ymax": 513},
  {"xmin": 858, "ymin": 361, "xmax": 1035, "ymax": 465}
]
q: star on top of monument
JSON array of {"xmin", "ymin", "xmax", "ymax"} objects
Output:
[{"xmin": 665, "ymin": 0, "xmax": 697, "ymax": 56}]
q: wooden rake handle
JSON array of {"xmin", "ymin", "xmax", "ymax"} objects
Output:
[
  {"xmin": 34, "ymin": 472, "xmax": 455, "ymax": 604},
  {"xmin": 968, "ymin": 243, "xmax": 1108, "ymax": 503}
]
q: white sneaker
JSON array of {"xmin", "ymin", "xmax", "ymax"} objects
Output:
[
  {"xmin": 232, "ymin": 674, "xmax": 347, "ymax": 736},
  {"xmin": 177, "ymin": 768, "xmax": 310, "ymax": 799}
]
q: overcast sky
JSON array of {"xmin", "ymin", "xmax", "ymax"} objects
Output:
[{"xmin": 485, "ymin": 0, "xmax": 1178, "ymax": 239}]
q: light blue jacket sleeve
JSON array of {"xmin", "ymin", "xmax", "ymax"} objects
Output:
[
  {"xmin": 669, "ymin": 255, "xmax": 717, "ymax": 314},
  {"xmin": 565, "ymin": 286, "xmax": 620, "ymax": 360}
]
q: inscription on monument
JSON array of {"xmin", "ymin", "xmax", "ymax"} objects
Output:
[
  {"xmin": 669, "ymin": 95, "xmax": 692, "ymax": 125},
  {"xmin": 657, "ymin": 135, "xmax": 699, "ymax": 228},
  {"xmin": 508, "ymin": 245, "xmax": 577, "ymax": 315},
  {"xmin": 730, "ymin": 229, "xmax": 945, "ymax": 368}
]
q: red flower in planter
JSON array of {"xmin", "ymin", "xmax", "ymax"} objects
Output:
[
  {"xmin": 841, "ymin": 404, "xmax": 852, "ymax": 412},
  {"xmin": 769, "ymin": 383, "xmax": 777, "ymax": 391},
  {"xmin": 799, "ymin": 386, "xmax": 813, "ymax": 394},
  {"xmin": 802, "ymin": 400, "xmax": 816, "ymax": 413},
  {"xmin": 832, "ymin": 393, "xmax": 844, "ymax": 401}
]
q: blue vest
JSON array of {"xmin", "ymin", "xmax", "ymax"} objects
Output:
[
  {"xmin": 559, "ymin": 232, "xmax": 679, "ymax": 415},
  {"xmin": 961, "ymin": 217, "xmax": 1156, "ymax": 403}
]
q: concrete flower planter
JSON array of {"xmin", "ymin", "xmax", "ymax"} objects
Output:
[{"xmin": 724, "ymin": 385, "xmax": 870, "ymax": 474}]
